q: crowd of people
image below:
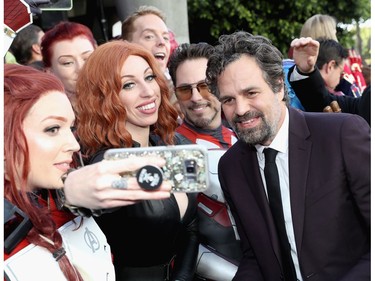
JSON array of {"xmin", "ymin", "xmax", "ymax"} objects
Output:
[{"xmin": 4, "ymin": 4, "xmax": 370, "ymax": 281}]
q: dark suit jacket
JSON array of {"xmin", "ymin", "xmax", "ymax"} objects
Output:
[{"xmin": 219, "ymin": 107, "xmax": 370, "ymax": 281}]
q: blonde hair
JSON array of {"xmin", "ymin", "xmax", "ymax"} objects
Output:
[
  {"xmin": 300, "ymin": 14, "xmax": 338, "ymax": 41},
  {"xmin": 121, "ymin": 5, "xmax": 166, "ymax": 41}
]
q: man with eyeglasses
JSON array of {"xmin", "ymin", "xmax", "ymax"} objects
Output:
[
  {"xmin": 168, "ymin": 42, "xmax": 240, "ymax": 281},
  {"xmin": 288, "ymin": 37, "xmax": 370, "ymax": 125},
  {"xmin": 290, "ymin": 37, "xmax": 350, "ymax": 98},
  {"xmin": 313, "ymin": 38, "xmax": 348, "ymax": 96}
]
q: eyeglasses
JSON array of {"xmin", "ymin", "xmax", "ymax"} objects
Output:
[{"xmin": 175, "ymin": 82, "xmax": 211, "ymax": 101}]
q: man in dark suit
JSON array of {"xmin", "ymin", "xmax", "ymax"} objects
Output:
[{"xmin": 205, "ymin": 31, "xmax": 370, "ymax": 281}]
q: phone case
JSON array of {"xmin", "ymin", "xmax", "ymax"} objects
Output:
[{"xmin": 103, "ymin": 144, "xmax": 209, "ymax": 193}]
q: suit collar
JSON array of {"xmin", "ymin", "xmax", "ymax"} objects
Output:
[{"xmin": 288, "ymin": 107, "xmax": 312, "ymax": 253}]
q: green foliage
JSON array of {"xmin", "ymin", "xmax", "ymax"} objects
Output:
[
  {"xmin": 360, "ymin": 26, "xmax": 371, "ymax": 65},
  {"xmin": 187, "ymin": 0, "xmax": 371, "ymax": 58}
]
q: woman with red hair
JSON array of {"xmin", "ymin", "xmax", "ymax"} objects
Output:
[
  {"xmin": 4, "ymin": 64, "xmax": 173, "ymax": 281},
  {"xmin": 75, "ymin": 40, "xmax": 198, "ymax": 281},
  {"xmin": 41, "ymin": 21, "xmax": 97, "ymax": 107},
  {"xmin": 3, "ymin": 64, "xmax": 114, "ymax": 281}
]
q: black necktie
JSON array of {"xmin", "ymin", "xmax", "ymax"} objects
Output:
[{"xmin": 264, "ymin": 148, "xmax": 297, "ymax": 281}]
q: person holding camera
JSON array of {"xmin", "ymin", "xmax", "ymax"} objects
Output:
[
  {"xmin": 75, "ymin": 40, "xmax": 198, "ymax": 281},
  {"xmin": 4, "ymin": 64, "xmax": 172, "ymax": 281}
]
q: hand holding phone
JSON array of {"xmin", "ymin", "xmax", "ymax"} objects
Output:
[{"xmin": 104, "ymin": 144, "xmax": 209, "ymax": 193}]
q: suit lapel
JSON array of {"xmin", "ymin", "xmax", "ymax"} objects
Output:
[
  {"xmin": 238, "ymin": 142, "xmax": 284, "ymax": 264},
  {"xmin": 288, "ymin": 108, "xmax": 312, "ymax": 254}
]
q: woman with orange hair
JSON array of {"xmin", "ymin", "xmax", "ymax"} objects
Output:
[{"xmin": 75, "ymin": 40, "xmax": 198, "ymax": 281}]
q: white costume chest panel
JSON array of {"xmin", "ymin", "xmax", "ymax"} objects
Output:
[{"xmin": 4, "ymin": 216, "xmax": 115, "ymax": 281}]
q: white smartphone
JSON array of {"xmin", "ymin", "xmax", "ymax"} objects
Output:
[{"xmin": 103, "ymin": 144, "xmax": 209, "ymax": 193}]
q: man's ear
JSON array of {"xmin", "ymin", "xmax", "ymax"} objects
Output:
[
  {"xmin": 326, "ymin": 60, "xmax": 336, "ymax": 73},
  {"xmin": 277, "ymin": 78, "xmax": 286, "ymax": 102},
  {"xmin": 320, "ymin": 61, "xmax": 331, "ymax": 75},
  {"xmin": 31, "ymin": 43, "xmax": 41, "ymax": 55}
]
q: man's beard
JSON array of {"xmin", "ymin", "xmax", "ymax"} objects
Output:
[
  {"xmin": 185, "ymin": 104, "xmax": 219, "ymax": 129},
  {"xmin": 230, "ymin": 111, "xmax": 274, "ymax": 145}
]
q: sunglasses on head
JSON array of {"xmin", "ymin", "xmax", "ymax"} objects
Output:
[{"xmin": 175, "ymin": 82, "xmax": 211, "ymax": 101}]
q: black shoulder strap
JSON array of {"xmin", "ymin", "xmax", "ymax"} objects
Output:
[{"xmin": 4, "ymin": 198, "xmax": 33, "ymax": 255}]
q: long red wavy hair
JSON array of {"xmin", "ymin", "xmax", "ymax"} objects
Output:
[
  {"xmin": 4, "ymin": 64, "xmax": 83, "ymax": 281},
  {"xmin": 75, "ymin": 40, "xmax": 178, "ymax": 156}
]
